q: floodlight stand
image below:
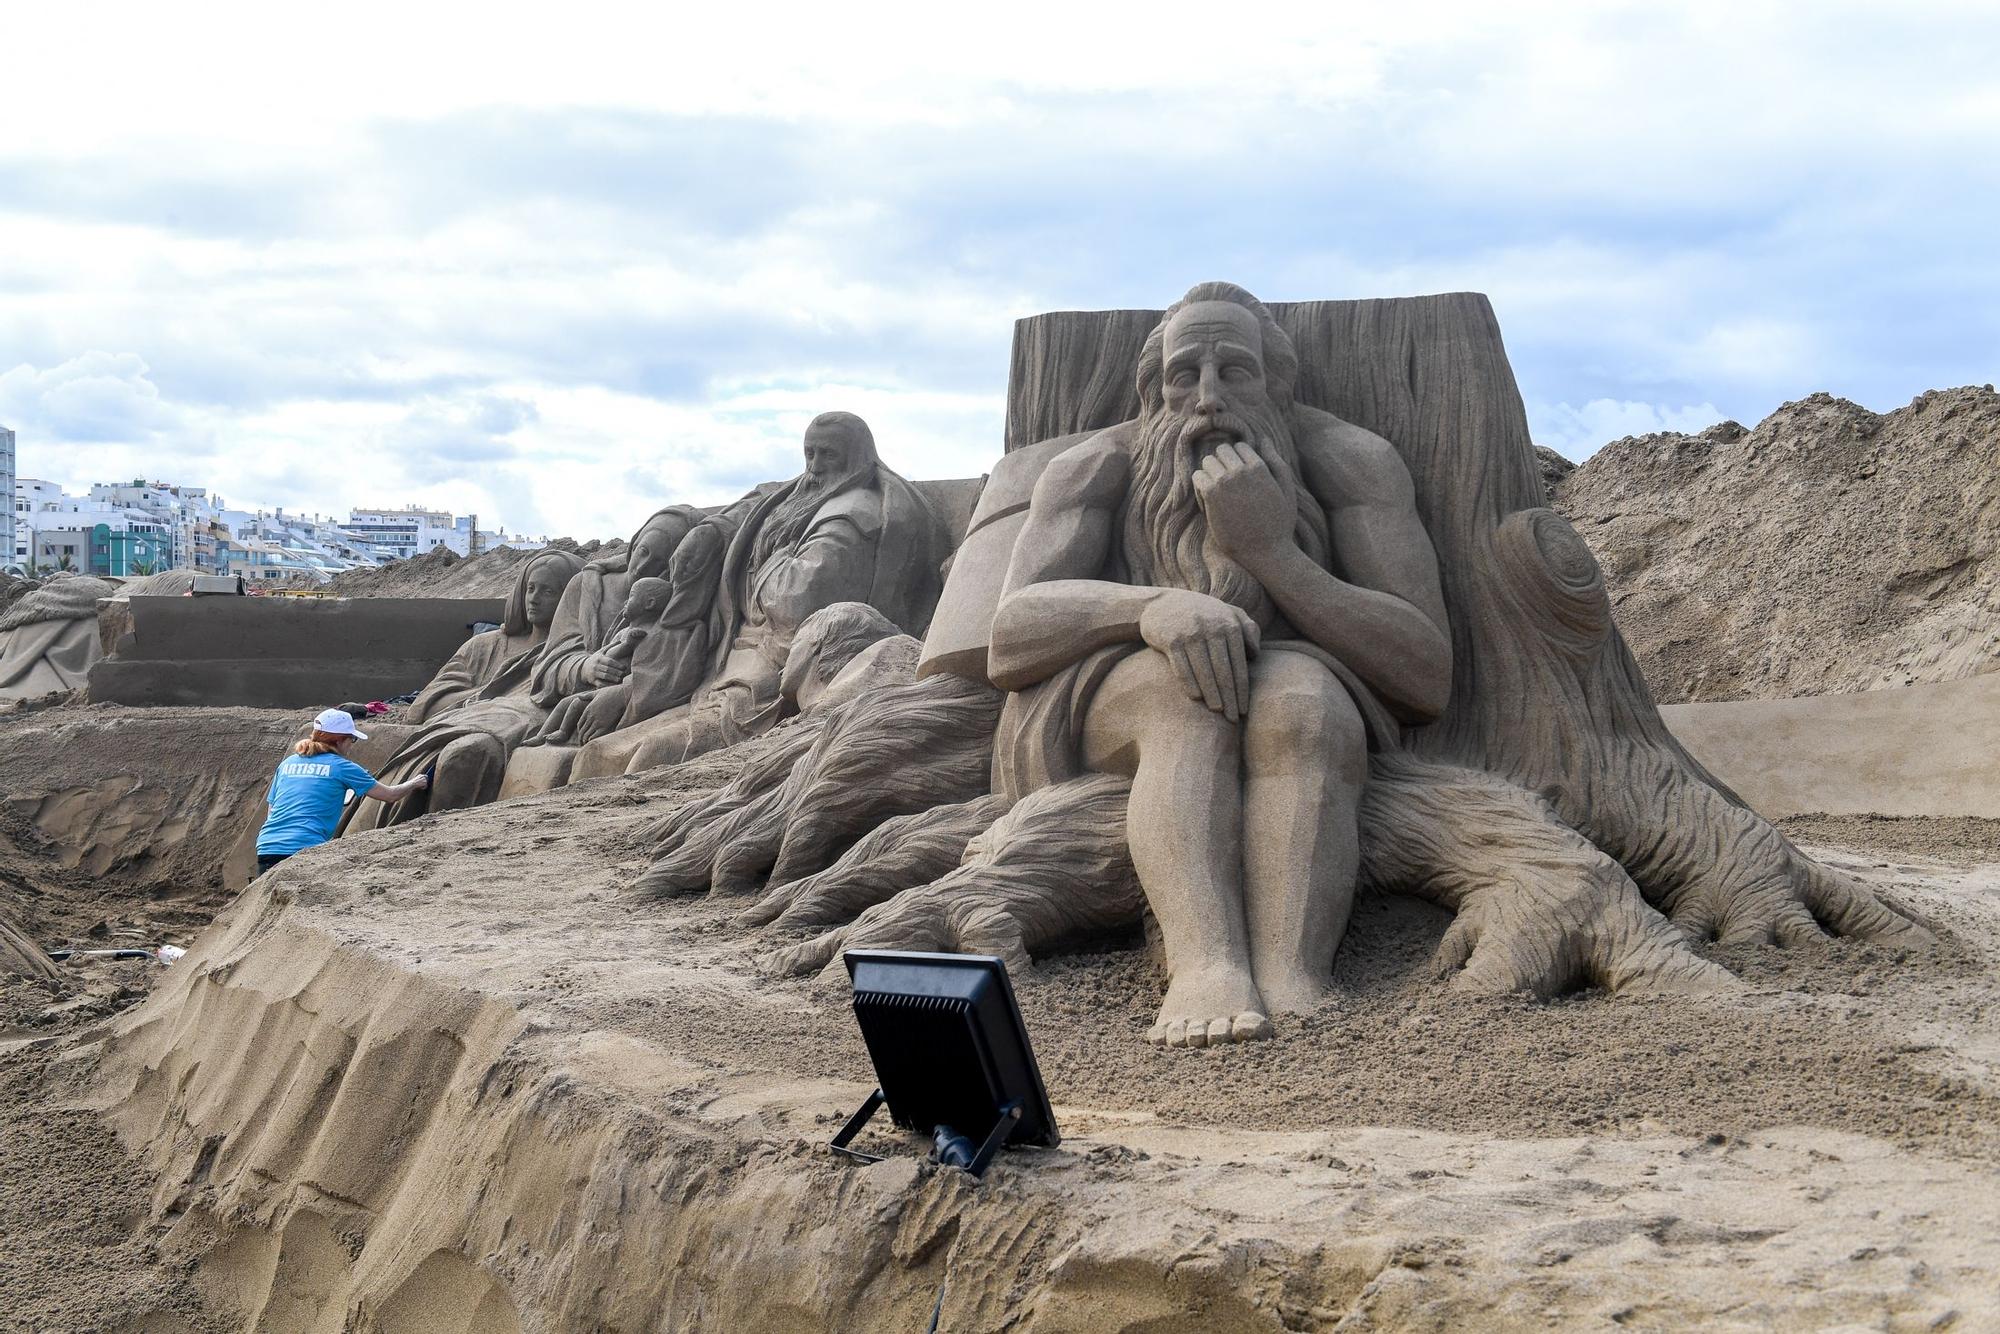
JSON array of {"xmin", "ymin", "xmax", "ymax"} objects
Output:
[
  {"xmin": 961, "ymin": 1099, "xmax": 1023, "ymax": 1178},
  {"xmin": 826, "ymin": 1092, "xmax": 1025, "ymax": 1179},
  {"xmin": 829, "ymin": 1088, "xmax": 888, "ymax": 1164}
]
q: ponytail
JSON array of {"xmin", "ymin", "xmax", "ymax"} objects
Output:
[{"xmin": 293, "ymin": 730, "xmax": 350, "ymax": 757}]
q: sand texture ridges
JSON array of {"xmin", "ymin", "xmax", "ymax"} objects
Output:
[
  {"xmin": 56, "ymin": 725, "xmax": 2000, "ymax": 1331},
  {"xmin": 1555, "ymin": 385, "xmax": 2000, "ymax": 702}
]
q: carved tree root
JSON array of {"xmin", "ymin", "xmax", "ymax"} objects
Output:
[
  {"xmin": 1, "ymin": 911, "xmax": 59, "ymax": 985},
  {"xmin": 639, "ymin": 716, "xmax": 827, "ymax": 856},
  {"xmin": 1360, "ymin": 754, "xmax": 1737, "ymax": 996},
  {"xmin": 765, "ymin": 775, "xmax": 1141, "ymax": 979},
  {"xmin": 1563, "ymin": 737, "xmax": 1930, "ymax": 948},
  {"xmin": 737, "ymin": 794, "xmax": 1010, "ymax": 929},
  {"xmin": 762, "ymin": 675, "xmax": 1004, "ymax": 890},
  {"xmin": 752, "ymin": 748, "xmax": 1740, "ymax": 999},
  {"xmin": 637, "ymin": 782, "xmax": 792, "ymax": 898},
  {"xmin": 633, "ymin": 674, "xmax": 1004, "ymax": 900}
]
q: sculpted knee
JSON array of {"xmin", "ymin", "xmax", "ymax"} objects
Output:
[
  {"xmin": 1245, "ymin": 678, "xmax": 1365, "ymax": 777},
  {"xmin": 441, "ymin": 734, "xmax": 505, "ymax": 772}
]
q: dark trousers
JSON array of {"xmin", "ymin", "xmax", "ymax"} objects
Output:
[{"xmin": 255, "ymin": 854, "xmax": 291, "ymax": 875}]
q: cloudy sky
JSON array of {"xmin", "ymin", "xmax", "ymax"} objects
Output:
[{"xmin": 4, "ymin": 2, "xmax": 1997, "ymax": 541}]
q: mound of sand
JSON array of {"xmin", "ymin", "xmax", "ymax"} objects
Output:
[
  {"xmin": 319, "ymin": 537, "xmax": 613, "ymax": 599},
  {"xmin": 106, "ymin": 567, "xmax": 208, "ymax": 598},
  {"xmin": 0, "ymin": 719, "xmax": 1973, "ymax": 1329},
  {"xmin": 0, "ymin": 704, "xmax": 306, "ymax": 949},
  {"xmin": 1554, "ymin": 385, "xmax": 2000, "ymax": 703}
]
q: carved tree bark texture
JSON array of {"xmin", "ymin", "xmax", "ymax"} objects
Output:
[
  {"xmin": 1, "ymin": 910, "xmax": 59, "ymax": 983},
  {"xmin": 640, "ymin": 292, "xmax": 1918, "ymax": 1006},
  {"xmin": 999, "ymin": 294, "xmax": 1923, "ymax": 950}
]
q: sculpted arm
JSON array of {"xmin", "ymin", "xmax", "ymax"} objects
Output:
[
  {"xmin": 756, "ymin": 515, "xmax": 878, "ymax": 638},
  {"xmin": 1200, "ymin": 429, "xmax": 1451, "ymax": 721},
  {"xmin": 990, "ymin": 440, "xmax": 1261, "ymax": 714}
]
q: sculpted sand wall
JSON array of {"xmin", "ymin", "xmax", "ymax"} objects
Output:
[
  {"xmin": 89, "ymin": 596, "xmax": 502, "ymax": 709},
  {"xmin": 1663, "ymin": 671, "xmax": 2000, "ymax": 819}
]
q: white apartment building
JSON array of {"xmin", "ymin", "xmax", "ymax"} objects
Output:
[
  {"xmin": 0, "ymin": 427, "xmax": 16, "ymax": 570},
  {"xmin": 345, "ymin": 505, "xmax": 462, "ymax": 559},
  {"xmin": 12, "ymin": 478, "xmax": 174, "ymax": 575},
  {"xmin": 89, "ymin": 482, "xmax": 227, "ymax": 572},
  {"xmin": 345, "ymin": 506, "xmax": 543, "ymax": 560}
]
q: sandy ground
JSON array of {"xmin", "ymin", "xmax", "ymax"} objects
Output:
[
  {"xmin": 5, "ymin": 707, "xmax": 2000, "ymax": 1328},
  {"xmin": 1, "ymin": 965, "xmax": 228, "ymax": 1333},
  {"xmin": 0, "ymin": 703, "xmax": 306, "ymax": 1332}
]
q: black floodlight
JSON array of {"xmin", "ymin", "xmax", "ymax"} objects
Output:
[{"xmin": 829, "ymin": 949, "xmax": 1059, "ymax": 1178}]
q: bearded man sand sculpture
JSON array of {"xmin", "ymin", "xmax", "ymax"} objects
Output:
[
  {"xmin": 986, "ymin": 283, "xmax": 1452, "ymax": 1044},
  {"xmin": 642, "ymin": 281, "xmax": 1928, "ymax": 1054},
  {"xmin": 565, "ymin": 411, "xmax": 949, "ymax": 780}
]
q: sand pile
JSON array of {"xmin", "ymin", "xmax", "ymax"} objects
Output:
[
  {"xmin": 319, "ymin": 537, "xmax": 613, "ymax": 599},
  {"xmin": 0, "ymin": 702, "xmax": 302, "ymax": 1330},
  {"xmin": 9, "ymin": 724, "xmax": 1976, "ymax": 1329},
  {"xmin": 0, "ymin": 704, "xmax": 306, "ymax": 953},
  {"xmin": 1554, "ymin": 385, "xmax": 2000, "ymax": 703}
]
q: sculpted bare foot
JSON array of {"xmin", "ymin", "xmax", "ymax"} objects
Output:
[
  {"xmin": 1146, "ymin": 964, "xmax": 1272, "ymax": 1048},
  {"xmin": 1252, "ymin": 961, "xmax": 1331, "ymax": 1017}
]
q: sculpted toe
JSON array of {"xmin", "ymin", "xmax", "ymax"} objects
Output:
[{"xmin": 1232, "ymin": 1012, "xmax": 1273, "ymax": 1042}]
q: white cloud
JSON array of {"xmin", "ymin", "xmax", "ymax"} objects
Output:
[
  {"xmin": 0, "ymin": 352, "xmax": 194, "ymax": 445},
  {"xmin": 3, "ymin": 2, "xmax": 1997, "ymax": 533}
]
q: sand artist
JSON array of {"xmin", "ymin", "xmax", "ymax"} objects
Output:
[
  {"xmin": 256, "ymin": 708, "xmax": 428, "ymax": 872},
  {"xmin": 338, "ymin": 547, "xmax": 588, "ymax": 831}
]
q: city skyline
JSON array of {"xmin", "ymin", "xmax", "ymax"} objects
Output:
[{"xmin": 6, "ymin": 4, "xmax": 1998, "ymax": 541}]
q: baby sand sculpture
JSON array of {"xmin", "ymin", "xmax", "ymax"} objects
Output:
[
  {"xmin": 637, "ymin": 282, "xmax": 1928, "ymax": 1047},
  {"xmin": 530, "ymin": 574, "xmax": 675, "ymax": 746},
  {"xmin": 339, "ymin": 548, "xmax": 586, "ymax": 830}
]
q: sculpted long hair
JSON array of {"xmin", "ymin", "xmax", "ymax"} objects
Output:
[
  {"xmin": 500, "ymin": 549, "xmax": 586, "ymax": 636},
  {"xmin": 1121, "ymin": 282, "xmax": 1330, "ymax": 619},
  {"xmin": 755, "ymin": 412, "xmax": 879, "ymax": 565}
]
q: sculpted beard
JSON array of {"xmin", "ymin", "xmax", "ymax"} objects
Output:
[
  {"xmin": 1119, "ymin": 396, "xmax": 1324, "ymax": 626},
  {"xmin": 755, "ymin": 465, "xmax": 839, "ymax": 566}
]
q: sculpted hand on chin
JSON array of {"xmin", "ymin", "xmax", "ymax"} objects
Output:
[
  {"xmin": 1192, "ymin": 440, "xmax": 1293, "ymax": 566},
  {"xmin": 1137, "ymin": 588, "xmax": 1259, "ymax": 721}
]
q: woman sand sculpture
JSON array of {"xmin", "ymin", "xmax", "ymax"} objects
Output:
[{"xmin": 336, "ymin": 545, "xmax": 596, "ymax": 831}]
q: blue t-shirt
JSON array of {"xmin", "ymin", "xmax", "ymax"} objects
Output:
[{"xmin": 256, "ymin": 752, "xmax": 378, "ymax": 856}]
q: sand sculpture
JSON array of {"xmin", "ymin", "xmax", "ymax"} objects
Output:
[
  {"xmin": 403, "ymin": 549, "xmax": 588, "ymax": 723},
  {"xmin": 339, "ymin": 548, "xmax": 587, "ymax": 830},
  {"xmin": 553, "ymin": 411, "xmax": 950, "ymax": 782},
  {"xmin": 637, "ymin": 283, "xmax": 1929, "ymax": 1047},
  {"xmin": 0, "ymin": 573, "xmax": 117, "ymax": 703},
  {"xmin": 530, "ymin": 574, "xmax": 676, "ymax": 745}
]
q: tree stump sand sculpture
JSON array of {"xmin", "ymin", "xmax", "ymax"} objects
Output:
[{"xmin": 632, "ymin": 286, "xmax": 1925, "ymax": 1045}]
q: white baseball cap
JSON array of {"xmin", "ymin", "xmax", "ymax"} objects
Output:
[{"xmin": 313, "ymin": 707, "xmax": 368, "ymax": 741}]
